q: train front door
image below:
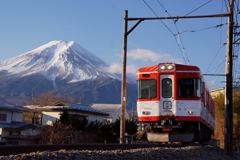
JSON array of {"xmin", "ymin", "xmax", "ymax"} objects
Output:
[{"xmin": 160, "ymin": 75, "xmax": 175, "ymax": 116}]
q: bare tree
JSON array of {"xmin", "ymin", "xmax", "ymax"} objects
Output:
[
  {"xmin": 30, "ymin": 92, "xmax": 74, "ymax": 106},
  {"xmin": 213, "ymin": 92, "xmax": 240, "ymax": 150},
  {"xmin": 38, "ymin": 120, "xmax": 75, "ymax": 144}
]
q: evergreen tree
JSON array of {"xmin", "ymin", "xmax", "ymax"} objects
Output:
[{"xmin": 60, "ymin": 109, "xmax": 70, "ymax": 125}]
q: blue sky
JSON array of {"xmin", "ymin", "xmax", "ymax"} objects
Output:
[{"xmin": 0, "ymin": 0, "xmax": 236, "ymax": 90}]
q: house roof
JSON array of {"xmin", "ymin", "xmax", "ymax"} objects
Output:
[
  {"xmin": 90, "ymin": 104, "xmax": 130, "ymax": 121},
  {"xmin": 0, "ymin": 104, "xmax": 28, "ymax": 112},
  {"xmin": 24, "ymin": 102, "xmax": 109, "ymax": 116},
  {"xmin": 0, "ymin": 121, "xmax": 37, "ymax": 130}
]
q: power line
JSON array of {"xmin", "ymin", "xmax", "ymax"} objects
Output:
[
  {"xmin": 205, "ymin": 44, "xmax": 226, "ymax": 74},
  {"xmin": 156, "ymin": 0, "xmax": 190, "ymax": 64},
  {"xmin": 174, "ymin": 23, "xmax": 228, "ymax": 36},
  {"xmin": 184, "ymin": 0, "xmax": 213, "ymax": 17},
  {"xmin": 155, "ymin": 0, "xmax": 216, "ymax": 64},
  {"xmin": 143, "ymin": 0, "xmax": 188, "ymax": 64},
  {"xmin": 232, "ymin": 0, "xmax": 240, "ymax": 88},
  {"xmin": 202, "ymin": 0, "xmax": 228, "ymax": 90},
  {"xmin": 206, "ymin": 60, "xmax": 226, "ymax": 88}
]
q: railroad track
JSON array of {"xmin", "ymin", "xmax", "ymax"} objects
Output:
[{"xmin": 0, "ymin": 142, "xmax": 203, "ymax": 156}]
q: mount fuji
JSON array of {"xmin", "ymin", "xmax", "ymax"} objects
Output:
[{"xmin": 0, "ymin": 40, "xmax": 136, "ymax": 111}]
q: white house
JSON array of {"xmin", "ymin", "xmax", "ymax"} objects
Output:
[
  {"xmin": 210, "ymin": 87, "xmax": 240, "ymax": 98},
  {"xmin": 0, "ymin": 104, "xmax": 38, "ymax": 145},
  {"xmin": 25, "ymin": 102, "xmax": 110, "ymax": 126},
  {"xmin": 90, "ymin": 104, "xmax": 130, "ymax": 123}
]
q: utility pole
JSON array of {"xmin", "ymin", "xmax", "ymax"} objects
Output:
[
  {"xmin": 31, "ymin": 93, "xmax": 34, "ymax": 103},
  {"xmin": 225, "ymin": 0, "xmax": 233, "ymax": 158},
  {"xmin": 120, "ymin": 10, "xmax": 128, "ymax": 144}
]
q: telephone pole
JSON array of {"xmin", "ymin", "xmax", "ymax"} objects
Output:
[
  {"xmin": 225, "ymin": 0, "xmax": 234, "ymax": 158},
  {"xmin": 120, "ymin": 10, "xmax": 128, "ymax": 144}
]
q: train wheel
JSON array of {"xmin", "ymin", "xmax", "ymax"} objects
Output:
[
  {"xmin": 187, "ymin": 125, "xmax": 195, "ymax": 133},
  {"xmin": 193, "ymin": 131, "xmax": 203, "ymax": 142},
  {"xmin": 204, "ymin": 129, "xmax": 212, "ymax": 142}
]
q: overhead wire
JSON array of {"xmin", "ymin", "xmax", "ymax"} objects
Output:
[
  {"xmin": 206, "ymin": 59, "xmax": 226, "ymax": 88},
  {"xmin": 232, "ymin": 0, "xmax": 240, "ymax": 87},
  {"xmin": 205, "ymin": 45, "xmax": 226, "ymax": 74},
  {"xmin": 156, "ymin": 0, "xmax": 190, "ymax": 64},
  {"xmin": 220, "ymin": 0, "xmax": 224, "ymax": 47},
  {"xmin": 206, "ymin": 59, "xmax": 226, "ymax": 73},
  {"xmin": 144, "ymin": 0, "xmax": 219, "ymax": 66},
  {"xmin": 224, "ymin": 0, "xmax": 229, "ymax": 10},
  {"xmin": 204, "ymin": 0, "xmax": 226, "ymax": 75},
  {"xmin": 229, "ymin": 0, "xmax": 237, "ymax": 86},
  {"xmin": 214, "ymin": 62, "xmax": 226, "ymax": 86},
  {"xmin": 142, "ymin": 0, "xmax": 188, "ymax": 64},
  {"xmin": 173, "ymin": 23, "xmax": 228, "ymax": 36},
  {"xmin": 183, "ymin": 0, "xmax": 213, "ymax": 17},
  {"xmin": 155, "ymin": 0, "xmax": 214, "ymax": 64},
  {"xmin": 204, "ymin": 0, "xmax": 229, "ymax": 89},
  {"xmin": 173, "ymin": 0, "xmax": 215, "ymax": 67},
  {"xmin": 142, "ymin": 0, "xmax": 174, "ymax": 35}
]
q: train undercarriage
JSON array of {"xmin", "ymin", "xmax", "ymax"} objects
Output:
[{"xmin": 139, "ymin": 119, "xmax": 213, "ymax": 143}]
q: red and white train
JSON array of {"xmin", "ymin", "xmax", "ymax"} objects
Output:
[{"xmin": 136, "ymin": 63, "xmax": 214, "ymax": 143}]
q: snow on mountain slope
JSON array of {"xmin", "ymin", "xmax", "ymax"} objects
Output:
[{"xmin": 0, "ymin": 40, "xmax": 122, "ymax": 85}]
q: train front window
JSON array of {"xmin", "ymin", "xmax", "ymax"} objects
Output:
[
  {"xmin": 178, "ymin": 78, "xmax": 201, "ymax": 98},
  {"xmin": 137, "ymin": 80, "xmax": 156, "ymax": 98},
  {"xmin": 162, "ymin": 78, "xmax": 172, "ymax": 98}
]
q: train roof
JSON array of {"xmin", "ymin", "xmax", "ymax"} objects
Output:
[{"xmin": 137, "ymin": 63, "xmax": 200, "ymax": 72}]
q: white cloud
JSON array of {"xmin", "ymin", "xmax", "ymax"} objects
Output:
[
  {"xmin": 103, "ymin": 63, "xmax": 137, "ymax": 75},
  {"xmin": 127, "ymin": 49, "xmax": 182, "ymax": 63},
  {"xmin": 126, "ymin": 64, "xmax": 138, "ymax": 75},
  {"xmin": 103, "ymin": 63, "xmax": 122, "ymax": 74},
  {"xmin": 103, "ymin": 49, "xmax": 183, "ymax": 76}
]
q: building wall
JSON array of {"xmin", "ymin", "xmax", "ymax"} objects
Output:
[
  {"xmin": 12, "ymin": 112, "xmax": 23, "ymax": 122},
  {"xmin": 0, "ymin": 130, "xmax": 10, "ymax": 143},
  {"xmin": 42, "ymin": 111, "xmax": 60, "ymax": 125},
  {"xmin": 21, "ymin": 128, "xmax": 39, "ymax": 136},
  {"xmin": 210, "ymin": 87, "xmax": 240, "ymax": 98},
  {"xmin": 0, "ymin": 111, "xmax": 12, "ymax": 123},
  {"xmin": 41, "ymin": 111, "xmax": 105, "ymax": 126},
  {"xmin": 0, "ymin": 111, "xmax": 23, "ymax": 123},
  {"xmin": 0, "ymin": 108, "xmax": 36, "ymax": 145},
  {"xmin": 91, "ymin": 104, "xmax": 130, "ymax": 123},
  {"xmin": 68, "ymin": 111, "xmax": 104, "ymax": 122},
  {"xmin": 210, "ymin": 88, "xmax": 224, "ymax": 98}
]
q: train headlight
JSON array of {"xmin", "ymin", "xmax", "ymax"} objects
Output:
[
  {"xmin": 160, "ymin": 65, "xmax": 167, "ymax": 70},
  {"xmin": 163, "ymin": 101, "xmax": 172, "ymax": 109},
  {"xmin": 167, "ymin": 64, "xmax": 174, "ymax": 70},
  {"xmin": 142, "ymin": 111, "xmax": 150, "ymax": 115},
  {"xmin": 159, "ymin": 64, "xmax": 175, "ymax": 71},
  {"xmin": 188, "ymin": 110, "xmax": 194, "ymax": 115}
]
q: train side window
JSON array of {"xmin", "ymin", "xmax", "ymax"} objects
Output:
[
  {"xmin": 137, "ymin": 80, "xmax": 156, "ymax": 98},
  {"xmin": 195, "ymin": 79, "xmax": 201, "ymax": 97},
  {"xmin": 162, "ymin": 78, "xmax": 172, "ymax": 98}
]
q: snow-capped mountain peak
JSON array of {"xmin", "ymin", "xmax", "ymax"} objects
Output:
[{"xmin": 0, "ymin": 40, "xmax": 121, "ymax": 86}]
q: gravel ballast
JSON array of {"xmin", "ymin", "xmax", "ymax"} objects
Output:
[{"xmin": 0, "ymin": 145, "xmax": 240, "ymax": 160}]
